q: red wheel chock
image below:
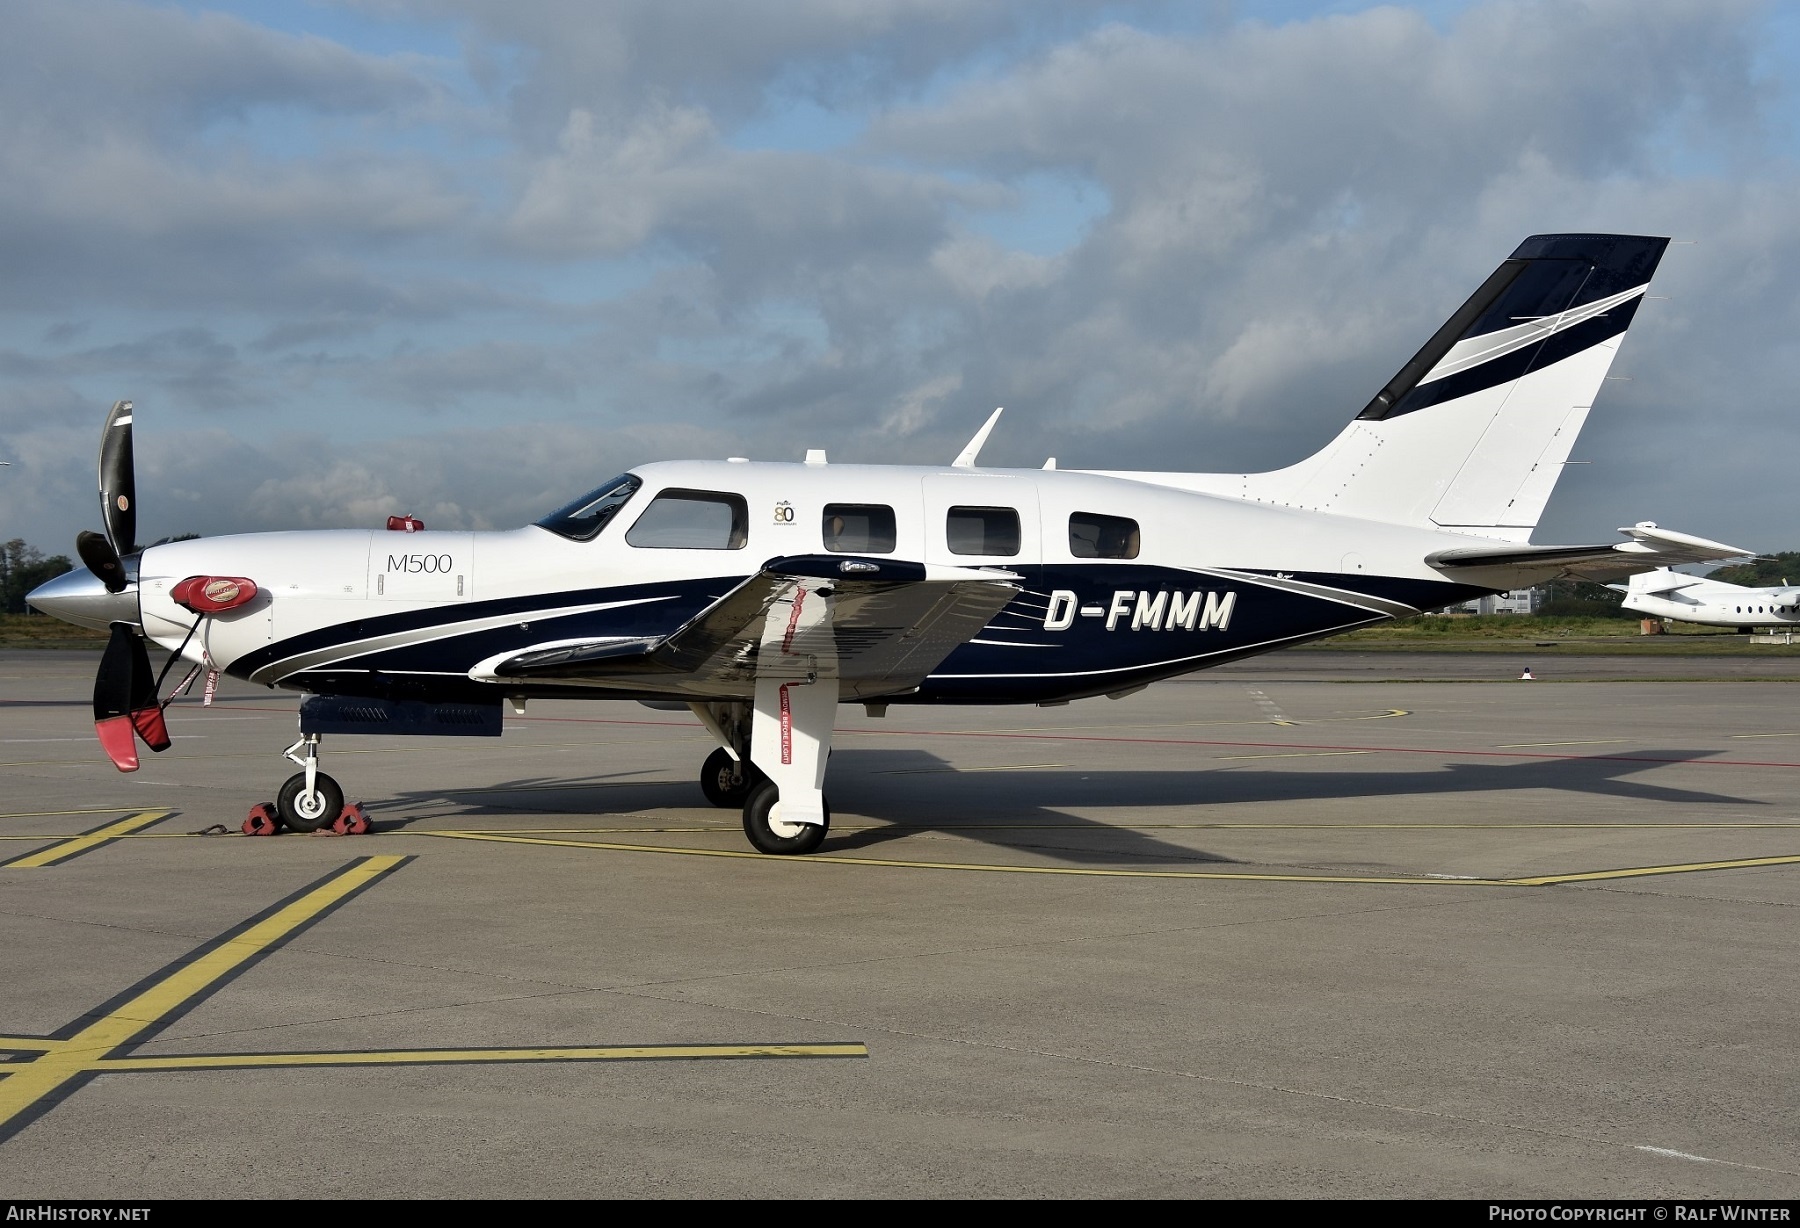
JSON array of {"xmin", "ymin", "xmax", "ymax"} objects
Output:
[
  {"xmin": 327, "ymin": 802, "xmax": 371, "ymax": 836},
  {"xmin": 242, "ymin": 802, "xmax": 280, "ymax": 836}
]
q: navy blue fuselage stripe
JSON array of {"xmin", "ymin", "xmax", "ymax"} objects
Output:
[
  {"xmin": 227, "ymin": 575, "xmax": 746, "ymax": 680},
  {"xmin": 242, "ymin": 566, "xmax": 1486, "ymax": 707}
]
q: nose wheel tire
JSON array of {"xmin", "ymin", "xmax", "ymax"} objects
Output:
[
  {"xmin": 277, "ymin": 770, "xmax": 344, "ymax": 833},
  {"xmin": 742, "ymin": 779, "xmax": 828, "ymax": 855},
  {"xmin": 700, "ymin": 747, "xmax": 759, "ymax": 808}
]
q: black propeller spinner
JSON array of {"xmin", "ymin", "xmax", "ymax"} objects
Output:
[{"xmin": 77, "ymin": 399, "xmax": 137, "ymax": 593}]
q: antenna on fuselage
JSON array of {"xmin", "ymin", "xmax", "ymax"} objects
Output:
[{"xmin": 952, "ymin": 407, "xmax": 1003, "ymax": 468}]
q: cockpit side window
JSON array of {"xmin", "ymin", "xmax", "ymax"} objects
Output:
[
  {"xmin": 1069, "ymin": 512, "xmax": 1141, "ymax": 559},
  {"xmin": 624, "ymin": 489, "xmax": 749, "ymax": 550},
  {"xmin": 535, "ymin": 474, "xmax": 642, "ymax": 542}
]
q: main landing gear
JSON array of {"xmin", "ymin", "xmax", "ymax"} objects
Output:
[
  {"xmin": 742, "ymin": 778, "xmax": 829, "ymax": 855},
  {"xmin": 699, "ymin": 746, "xmax": 760, "ymax": 808},
  {"xmin": 277, "ymin": 733, "xmax": 343, "ymax": 832},
  {"xmin": 696, "ymin": 747, "xmax": 828, "ymax": 855},
  {"xmin": 690, "ymin": 578, "xmax": 839, "ymax": 857}
]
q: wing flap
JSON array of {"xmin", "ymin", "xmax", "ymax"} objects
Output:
[{"xmin": 481, "ymin": 556, "xmax": 1021, "ymax": 697}]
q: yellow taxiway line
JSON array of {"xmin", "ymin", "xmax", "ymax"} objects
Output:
[
  {"xmin": 0, "ymin": 854, "xmax": 864, "ymax": 1144},
  {"xmin": 0, "ymin": 810, "xmax": 172, "ymax": 868},
  {"xmin": 5, "ymin": 819, "xmax": 1797, "ymax": 846},
  {"xmin": 422, "ymin": 830, "xmax": 1514, "ymax": 884},
  {"xmin": 1510, "ymin": 854, "xmax": 1800, "ymax": 886},
  {"xmin": 0, "ymin": 808, "xmax": 155, "ymax": 820},
  {"xmin": 94, "ymin": 1043, "xmax": 867, "ymax": 1071},
  {"xmin": 420, "ymin": 830, "xmax": 1800, "ymax": 888},
  {"xmin": 0, "ymin": 855, "xmax": 405, "ymax": 1135}
]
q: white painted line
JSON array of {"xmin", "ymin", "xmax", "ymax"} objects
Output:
[
  {"xmin": 1635, "ymin": 1145, "xmax": 1719, "ymax": 1164},
  {"xmin": 1497, "ymin": 739, "xmax": 1629, "ymax": 748},
  {"xmin": 877, "ymin": 764, "xmax": 1069, "ymax": 775},
  {"xmin": 1214, "ymin": 750, "xmax": 1374, "ymax": 761}
]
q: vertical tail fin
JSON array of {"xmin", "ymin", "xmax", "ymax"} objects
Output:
[{"xmin": 1155, "ymin": 234, "xmax": 1669, "ymax": 541}]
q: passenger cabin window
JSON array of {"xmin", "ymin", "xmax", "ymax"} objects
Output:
[
  {"xmin": 624, "ymin": 489, "xmax": 749, "ymax": 550},
  {"xmin": 1069, "ymin": 512, "xmax": 1140, "ymax": 560},
  {"xmin": 823, "ymin": 503, "xmax": 897, "ymax": 553},
  {"xmin": 946, "ymin": 506, "xmax": 1021, "ymax": 557},
  {"xmin": 535, "ymin": 473, "xmax": 642, "ymax": 542}
]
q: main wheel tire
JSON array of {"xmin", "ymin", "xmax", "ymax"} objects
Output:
[
  {"xmin": 741, "ymin": 778, "xmax": 828, "ymax": 855},
  {"xmin": 277, "ymin": 770, "xmax": 344, "ymax": 833},
  {"xmin": 700, "ymin": 747, "xmax": 757, "ymax": 808}
]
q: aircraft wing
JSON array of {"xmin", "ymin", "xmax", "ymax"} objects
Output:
[
  {"xmin": 480, "ymin": 555, "xmax": 1022, "ymax": 699},
  {"xmin": 1426, "ymin": 522, "xmax": 1752, "ymax": 584}
]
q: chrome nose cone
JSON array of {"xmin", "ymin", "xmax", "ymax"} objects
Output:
[{"xmin": 27, "ymin": 559, "xmax": 140, "ymax": 631}]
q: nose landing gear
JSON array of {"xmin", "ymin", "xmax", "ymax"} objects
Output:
[{"xmin": 277, "ymin": 733, "xmax": 344, "ymax": 832}]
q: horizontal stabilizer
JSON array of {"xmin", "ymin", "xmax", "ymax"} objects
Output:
[{"xmin": 1427, "ymin": 522, "xmax": 1751, "ymax": 584}]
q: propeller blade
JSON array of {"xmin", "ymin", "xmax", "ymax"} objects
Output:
[
  {"xmin": 94, "ymin": 623, "xmax": 140, "ymax": 772},
  {"xmin": 75, "ymin": 528, "xmax": 127, "ymax": 594},
  {"xmin": 99, "ymin": 399, "xmax": 137, "ymax": 558},
  {"xmin": 92, "ymin": 623, "xmax": 171, "ymax": 771},
  {"xmin": 128, "ymin": 631, "xmax": 171, "ymax": 753}
]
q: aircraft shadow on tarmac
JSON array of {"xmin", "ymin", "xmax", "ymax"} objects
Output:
[{"xmin": 381, "ymin": 745, "xmax": 1762, "ymax": 867}]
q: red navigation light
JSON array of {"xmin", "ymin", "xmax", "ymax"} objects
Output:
[
  {"xmin": 171, "ymin": 575, "xmax": 259, "ymax": 614},
  {"xmin": 387, "ymin": 515, "xmax": 424, "ymax": 532}
]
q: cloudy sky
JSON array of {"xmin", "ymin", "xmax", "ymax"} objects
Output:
[{"xmin": 2, "ymin": 0, "xmax": 1797, "ymax": 556}]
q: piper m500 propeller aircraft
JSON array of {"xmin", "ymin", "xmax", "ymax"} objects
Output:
[
  {"xmin": 1615, "ymin": 568, "xmax": 1798, "ymax": 631},
  {"xmin": 29, "ymin": 233, "xmax": 1751, "ymax": 853}
]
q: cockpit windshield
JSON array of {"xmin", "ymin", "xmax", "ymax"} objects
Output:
[{"xmin": 535, "ymin": 473, "xmax": 642, "ymax": 542}]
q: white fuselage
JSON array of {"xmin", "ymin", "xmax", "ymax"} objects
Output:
[
  {"xmin": 129, "ymin": 460, "xmax": 1497, "ymax": 704},
  {"xmin": 1622, "ymin": 575, "xmax": 1800, "ymax": 628}
]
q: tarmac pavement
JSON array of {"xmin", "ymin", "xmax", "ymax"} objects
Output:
[{"xmin": 1, "ymin": 648, "xmax": 1797, "ymax": 1198}]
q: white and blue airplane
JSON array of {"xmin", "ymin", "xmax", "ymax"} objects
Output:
[
  {"xmin": 1616, "ymin": 569, "xmax": 1797, "ymax": 630},
  {"xmin": 29, "ymin": 233, "xmax": 1751, "ymax": 853}
]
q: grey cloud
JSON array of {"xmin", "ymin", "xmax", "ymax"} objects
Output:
[
  {"xmin": 6, "ymin": 0, "xmax": 1800, "ymax": 562},
  {"xmin": 3, "ymin": 0, "xmax": 437, "ymax": 140},
  {"xmin": 0, "ymin": 1, "xmax": 472, "ymax": 318},
  {"xmin": 107, "ymin": 420, "xmax": 741, "ymax": 538},
  {"xmin": 400, "ymin": 0, "xmax": 1137, "ymax": 144},
  {"xmin": 0, "ymin": 328, "xmax": 259, "ymax": 411}
]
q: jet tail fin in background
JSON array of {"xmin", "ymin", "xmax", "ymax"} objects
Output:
[
  {"xmin": 1617, "ymin": 567, "xmax": 1705, "ymax": 596},
  {"xmin": 1109, "ymin": 234, "xmax": 1671, "ymax": 542}
]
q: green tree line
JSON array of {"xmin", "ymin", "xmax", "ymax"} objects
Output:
[
  {"xmin": 1708, "ymin": 552, "xmax": 1800, "ymax": 588},
  {"xmin": 0, "ymin": 539, "xmax": 73, "ymax": 614}
]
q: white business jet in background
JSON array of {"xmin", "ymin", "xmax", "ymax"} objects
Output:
[{"xmin": 28, "ymin": 233, "xmax": 1750, "ymax": 854}]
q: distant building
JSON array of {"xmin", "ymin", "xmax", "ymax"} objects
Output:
[{"xmin": 1448, "ymin": 588, "xmax": 1540, "ymax": 615}]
